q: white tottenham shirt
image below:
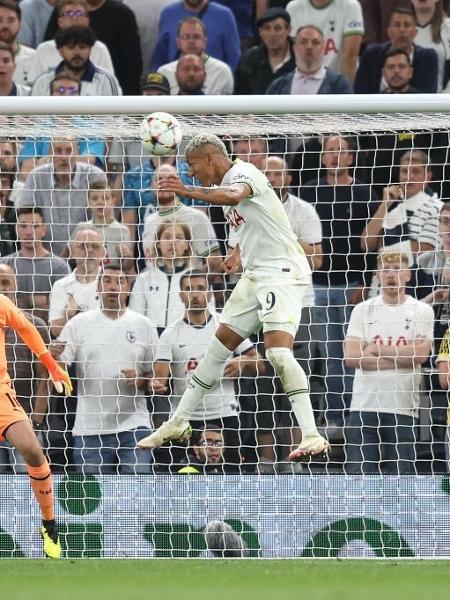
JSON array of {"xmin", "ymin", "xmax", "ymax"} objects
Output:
[
  {"xmin": 346, "ymin": 295, "xmax": 434, "ymax": 417},
  {"xmin": 286, "ymin": 0, "xmax": 364, "ymax": 74},
  {"xmin": 228, "ymin": 190, "xmax": 320, "ymax": 306},
  {"xmin": 59, "ymin": 308, "xmax": 158, "ymax": 436},
  {"xmin": 48, "ymin": 270, "xmax": 100, "ymax": 323},
  {"xmin": 222, "ymin": 159, "xmax": 311, "ymax": 281},
  {"xmin": 156, "ymin": 312, "xmax": 253, "ymax": 421}
]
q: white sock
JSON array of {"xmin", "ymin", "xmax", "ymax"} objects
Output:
[
  {"xmin": 172, "ymin": 335, "xmax": 233, "ymax": 424},
  {"xmin": 266, "ymin": 347, "xmax": 318, "ymax": 438}
]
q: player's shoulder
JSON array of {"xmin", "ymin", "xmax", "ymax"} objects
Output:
[
  {"xmin": 352, "ymin": 296, "xmax": 379, "ymax": 314},
  {"xmin": 52, "ymin": 271, "xmax": 75, "ymax": 289},
  {"xmin": 159, "ymin": 318, "xmax": 186, "ymax": 342},
  {"xmin": 405, "ymin": 295, "xmax": 434, "ymax": 317},
  {"xmin": 227, "ymin": 158, "xmax": 265, "ymax": 184},
  {"xmin": 342, "ymin": 0, "xmax": 363, "ymax": 9},
  {"xmin": 123, "ymin": 308, "xmax": 157, "ymax": 329}
]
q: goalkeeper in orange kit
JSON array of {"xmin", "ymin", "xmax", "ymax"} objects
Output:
[{"xmin": 0, "ymin": 293, "xmax": 71, "ymax": 559}]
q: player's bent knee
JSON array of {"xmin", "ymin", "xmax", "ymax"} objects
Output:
[
  {"xmin": 266, "ymin": 347, "xmax": 308, "ymax": 387},
  {"xmin": 265, "ymin": 347, "xmax": 294, "ymax": 371}
]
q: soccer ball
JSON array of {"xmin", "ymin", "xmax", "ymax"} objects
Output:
[{"xmin": 139, "ymin": 111, "xmax": 183, "ymax": 156}]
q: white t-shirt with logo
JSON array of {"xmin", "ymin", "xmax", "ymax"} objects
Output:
[
  {"xmin": 286, "ymin": 0, "xmax": 364, "ymax": 73},
  {"xmin": 222, "ymin": 159, "xmax": 311, "ymax": 281},
  {"xmin": 156, "ymin": 312, "xmax": 253, "ymax": 420},
  {"xmin": 346, "ymin": 295, "xmax": 434, "ymax": 417},
  {"xmin": 48, "ymin": 270, "xmax": 100, "ymax": 323},
  {"xmin": 60, "ymin": 308, "xmax": 158, "ymax": 435}
]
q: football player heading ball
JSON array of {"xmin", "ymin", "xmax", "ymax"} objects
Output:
[{"xmin": 138, "ymin": 133, "xmax": 329, "ymax": 461}]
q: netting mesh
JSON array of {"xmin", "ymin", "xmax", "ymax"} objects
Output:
[
  {"xmin": 0, "ymin": 106, "xmax": 450, "ymax": 557},
  {"xmin": 3, "ymin": 111, "xmax": 450, "ymax": 138}
]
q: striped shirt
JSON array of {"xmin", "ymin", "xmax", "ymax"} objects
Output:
[{"xmin": 379, "ymin": 190, "xmax": 443, "ymax": 265}]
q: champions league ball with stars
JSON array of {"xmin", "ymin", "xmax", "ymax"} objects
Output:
[{"xmin": 139, "ymin": 111, "xmax": 183, "ymax": 156}]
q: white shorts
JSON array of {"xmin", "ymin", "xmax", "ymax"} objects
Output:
[{"xmin": 219, "ymin": 271, "xmax": 306, "ymax": 339}]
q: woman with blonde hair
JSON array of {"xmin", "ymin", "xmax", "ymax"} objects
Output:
[
  {"xmin": 129, "ymin": 219, "xmax": 196, "ymax": 332},
  {"xmin": 412, "ymin": 0, "xmax": 450, "ymax": 91}
]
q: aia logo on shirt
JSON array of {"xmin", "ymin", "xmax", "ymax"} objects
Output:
[
  {"xmin": 325, "ymin": 37, "xmax": 338, "ymax": 55},
  {"xmin": 226, "ymin": 209, "xmax": 246, "ymax": 230},
  {"xmin": 373, "ymin": 335, "xmax": 408, "ymax": 346},
  {"xmin": 126, "ymin": 331, "xmax": 137, "ymax": 343}
]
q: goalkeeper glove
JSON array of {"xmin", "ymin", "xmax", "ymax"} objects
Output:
[{"xmin": 39, "ymin": 351, "xmax": 73, "ymax": 396}]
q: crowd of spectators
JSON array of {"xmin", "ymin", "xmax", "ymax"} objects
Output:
[{"xmin": 0, "ymin": 0, "xmax": 449, "ymax": 476}]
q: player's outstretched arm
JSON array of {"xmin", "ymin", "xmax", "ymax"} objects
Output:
[
  {"xmin": 159, "ymin": 175, "xmax": 251, "ymax": 206},
  {"xmin": 1, "ymin": 295, "xmax": 72, "ymax": 395}
]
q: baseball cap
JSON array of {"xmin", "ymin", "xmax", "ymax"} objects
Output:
[
  {"xmin": 257, "ymin": 7, "xmax": 291, "ymax": 28},
  {"xmin": 141, "ymin": 72, "xmax": 171, "ymax": 94}
]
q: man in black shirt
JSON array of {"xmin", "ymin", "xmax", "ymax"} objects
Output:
[
  {"xmin": 300, "ymin": 134, "xmax": 378, "ymax": 438},
  {"xmin": 234, "ymin": 7, "xmax": 294, "ymax": 94},
  {"xmin": 381, "ymin": 47, "xmax": 422, "ymax": 94}
]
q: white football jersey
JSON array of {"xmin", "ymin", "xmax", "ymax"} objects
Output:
[
  {"xmin": 156, "ymin": 312, "xmax": 253, "ymax": 421},
  {"xmin": 286, "ymin": 0, "xmax": 364, "ymax": 73},
  {"xmin": 346, "ymin": 295, "xmax": 434, "ymax": 417},
  {"xmin": 48, "ymin": 270, "xmax": 100, "ymax": 323},
  {"xmin": 60, "ymin": 308, "xmax": 158, "ymax": 435},
  {"xmin": 222, "ymin": 159, "xmax": 311, "ymax": 281}
]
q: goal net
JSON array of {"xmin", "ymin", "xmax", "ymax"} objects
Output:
[{"xmin": 0, "ymin": 95, "xmax": 450, "ymax": 558}]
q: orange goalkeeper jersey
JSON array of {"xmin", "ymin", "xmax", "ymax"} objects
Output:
[{"xmin": 0, "ymin": 294, "xmax": 47, "ymax": 388}]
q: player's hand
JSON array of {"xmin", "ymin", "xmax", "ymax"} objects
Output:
[
  {"xmin": 430, "ymin": 288, "xmax": 450, "ymax": 304},
  {"xmin": 31, "ymin": 413, "xmax": 44, "ymax": 428},
  {"xmin": 382, "ymin": 185, "xmax": 404, "ymax": 208},
  {"xmin": 349, "ymin": 286, "xmax": 367, "ymax": 305},
  {"xmin": 149, "ymin": 377, "xmax": 168, "ymax": 395},
  {"xmin": 50, "ymin": 365, "xmax": 72, "ymax": 395},
  {"xmin": 121, "ymin": 368, "xmax": 141, "ymax": 390},
  {"xmin": 158, "ymin": 174, "xmax": 191, "ymax": 198},
  {"xmin": 363, "ymin": 343, "xmax": 380, "ymax": 357},
  {"xmin": 39, "ymin": 351, "xmax": 73, "ymax": 395},
  {"xmin": 49, "ymin": 340, "xmax": 66, "ymax": 360},
  {"xmin": 65, "ymin": 293, "xmax": 79, "ymax": 320},
  {"xmin": 223, "ymin": 358, "xmax": 241, "ymax": 379},
  {"xmin": 223, "ymin": 252, "xmax": 242, "ymax": 274}
]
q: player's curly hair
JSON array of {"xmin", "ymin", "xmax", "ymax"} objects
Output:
[{"xmin": 185, "ymin": 133, "xmax": 228, "ymax": 158}]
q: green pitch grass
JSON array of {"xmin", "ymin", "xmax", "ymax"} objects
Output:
[{"xmin": 1, "ymin": 559, "xmax": 450, "ymax": 600}]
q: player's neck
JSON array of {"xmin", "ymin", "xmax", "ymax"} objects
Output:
[
  {"xmin": 267, "ymin": 42, "xmax": 289, "ymax": 60},
  {"xmin": 325, "ymin": 170, "xmax": 353, "ymax": 185},
  {"xmin": 382, "ymin": 289, "xmax": 407, "ymax": 305},
  {"xmin": 101, "ymin": 306, "xmax": 126, "ymax": 320},
  {"xmin": 20, "ymin": 243, "xmax": 48, "ymax": 258},
  {"xmin": 185, "ymin": 308, "xmax": 210, "ymax": 326},
  {"xmin": 414, "ymin": 7, "xmax": 434, "ymax": 26},
  {"xmin": 311, "ymin": 0, "xmax": 332, "ymax": 8},
  {"xmin": 74, "ymin": 265, "xmax": 99, "ymax": 283},
  {"xmin": 160, "ymin": 257, "xmax": 187, "ymax": 273},
  {"xmin": 216, "ymin": 157, "xmax": 234, "ymax": 183},
  {"xmin": 0, "ymin": 81, "xmax": 14, "ymax": 96},
  {"xmin": 158, "ymin": 197, "xmax": 180, "ymax": 213}
]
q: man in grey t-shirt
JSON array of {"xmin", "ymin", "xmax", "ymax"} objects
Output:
[
  {"xmin": 0, "ymin": 206, "xmax": 69, "ymax": 321},
  {"xmin": 18, "ymin": 138, "xmax": 105, "ymax": 256}
]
